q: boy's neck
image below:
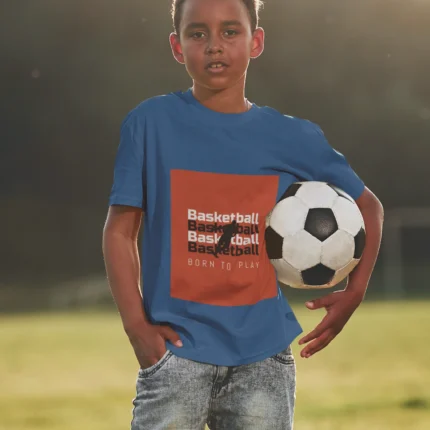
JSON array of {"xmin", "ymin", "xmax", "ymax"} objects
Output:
[{"xmin": 192, "ymin": 82, "xmax": 251, "ymax": 114}]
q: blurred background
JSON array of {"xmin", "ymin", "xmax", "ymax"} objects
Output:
[{"xmin": 1, "ymin": 0, "xmax": 429, "ymax": 429}]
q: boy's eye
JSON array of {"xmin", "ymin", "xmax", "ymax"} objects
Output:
[
  {"xmin": 191, "ymin": 32, "xmax": 205, "ymax": 39},
  {"xmin": 224, "ymin": 30, "xmax": 238, "ymax": 37}
]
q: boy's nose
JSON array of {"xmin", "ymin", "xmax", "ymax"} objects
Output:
[
  {"xmin": 206, "ymin": 37, "xmax": 224, "ymax": 54},
  {"xmin": 207, "ymin": 45, "xmax": 223, "ymax": 54}
]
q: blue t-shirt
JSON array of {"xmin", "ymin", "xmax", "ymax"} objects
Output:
[{"xmin": 108, "ymin": 88, "xmax": 365, "ymax": 366}]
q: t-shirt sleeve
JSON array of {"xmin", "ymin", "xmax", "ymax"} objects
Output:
[
  {"xmin": 108, "ymin": 111, "xmax": 146, "ymax": 210},
  {"xmin": 312, "ymin": 124, "xmax": 365, "ymax": 200}
]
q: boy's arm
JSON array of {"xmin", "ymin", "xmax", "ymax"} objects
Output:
[
  {"xmin": 103, "ymin": 206, "xmax": 183, "ymax": 370},
  {"xmin": 102, "ymin": 205, "xmax": 150, "ymax": 334},
  {"xmin": 298, "ymin": 187, "xmax": 384, "ymax": 358},
  {"xmin": 345, "ymin": 187, "xmax": 384, "ymax": 297}
]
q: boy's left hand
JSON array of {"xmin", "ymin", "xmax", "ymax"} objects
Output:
[{"xmin": 298, "ymin": 289, "xmax": 364, "ymax": 358}]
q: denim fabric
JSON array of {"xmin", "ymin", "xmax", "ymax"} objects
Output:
[{"xmin": 131, "ymin": 346, "xmax": 296, "ymax": 430}]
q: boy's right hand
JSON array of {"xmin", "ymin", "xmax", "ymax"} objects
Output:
[{"xmin": 126, "ymin": 321, "xmax": 183, "ymax": 370}]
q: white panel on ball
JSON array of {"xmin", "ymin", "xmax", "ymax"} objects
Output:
[
  {"xmin": 321, "ymin": 230, "xmax": 355, "ymax": 270},
  {"xmin": 270, "ymin": 196, "xmax": 308, "ymax": 237},
  {"xmin": 282, "ymin": 230, "xmax": 322, "ymax": 271},
  {"xmin": 295, "ymin": 182, "xmax": 338, "ymax": 209},
  {"xmin": 332, "ymin": 197, "xmax": 364, "ymax": 236},
  {"xmin": 328, "ymin": 259, "xmax": 360, "ymax": 287},
  {"xmin": 330, "ymin": 185, "xmax": 354, "ymax": 203},
  {"xmin": 271, "ymin": 259, "xmax": 303, "ymax": 288}
]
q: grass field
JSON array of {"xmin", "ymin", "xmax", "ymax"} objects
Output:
[{"xmin": 0, "ymin": 300, "xmax": 429, "ymax": 429}]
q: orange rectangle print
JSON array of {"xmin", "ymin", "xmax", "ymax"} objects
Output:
[{"xmin": 170, "ymin": 170, "xmax": 279, "ymax": 306}]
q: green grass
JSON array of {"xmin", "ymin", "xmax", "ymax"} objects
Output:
[{"xmin": 0, "ymin": 301, "xmax": 429, "ymax": 429}]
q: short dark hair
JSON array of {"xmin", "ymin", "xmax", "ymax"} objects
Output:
[{"xmin": 171, "ymin": 0, "xmax": 264, "ymax": 35}]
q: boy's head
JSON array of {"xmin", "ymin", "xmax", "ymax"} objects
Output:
[
  {"xmin": 169, "ymin": 0, "xmax": 265, "ymax": 91},
  {"xmin": 171, "ymin": 0, "xmax": 263, "ymax": 35}
]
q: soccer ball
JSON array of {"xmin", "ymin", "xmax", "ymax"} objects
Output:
[{"xmin": 265, "ymin": 182, "xmax": 366, "ymax": 289}]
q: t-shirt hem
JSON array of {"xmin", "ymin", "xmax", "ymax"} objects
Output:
[
  {"xmin": 108, "ymin": 196, "xmax": 143, "ymax": 208},
  {"xmin": 167, "ymin": 327, "xmax": 303, "ymax": 366}
]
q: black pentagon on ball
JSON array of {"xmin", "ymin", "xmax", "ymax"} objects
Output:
[
  {"xmin": 305, "ymin": 208, "xmax": 338, "ymax": 241},
  {"xmin": 354, "ymin": 228, "xmax": 366, "ymax": 259},
  {"xmin": 278, "ymin": 183, "xmax": 302, "ymax": 203},
  {"xmin": 302, "ymin": 264, "xmax": 336, "ymax": 286},
  {"xmin": 265, "ymin": 226, "xmax": 283, "ymax": 260}
]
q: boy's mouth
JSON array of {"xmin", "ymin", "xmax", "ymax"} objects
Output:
[{"xmin": 205, "ymin": 61, "xmax": 229, "ymax": 70}]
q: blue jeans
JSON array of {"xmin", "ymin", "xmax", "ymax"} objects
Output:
[{"xmin": 131, "ymin": 346, "xmax": 296, "ymax": 430}]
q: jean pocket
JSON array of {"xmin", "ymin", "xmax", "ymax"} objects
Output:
[
  {"xmin": 272, "ymin": 345, "xmax": 295, "ymax": 365},
  {"xmin": 138, "ymin": 350, "xmax": 173, "ymax": 379}
]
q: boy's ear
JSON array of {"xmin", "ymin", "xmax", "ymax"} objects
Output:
[
  {"xmin": 250, "ymin": 27, "xmax": 265, "ymax": 60},
  {"xmin": 170, "ymin": 33, "xmax": 185, "ymax": 65}
]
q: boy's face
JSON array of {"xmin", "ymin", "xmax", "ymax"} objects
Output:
[{"xmin": 170, "ymin": 0, "xmax": 264, "ymax": 91}]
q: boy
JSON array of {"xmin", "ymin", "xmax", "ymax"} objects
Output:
[{"xmin": 102, "ymin": 0, "xmax": 384, "ymax": 429}]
